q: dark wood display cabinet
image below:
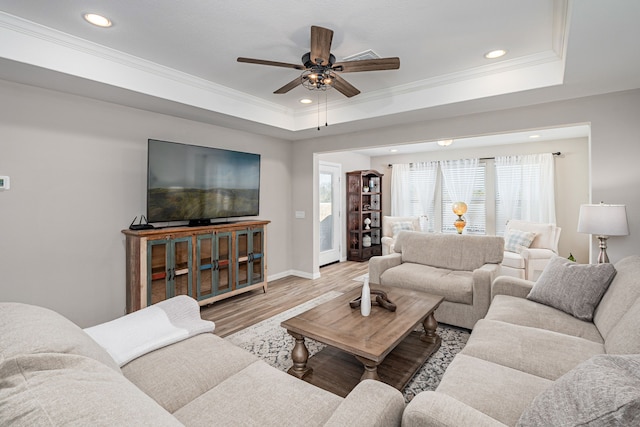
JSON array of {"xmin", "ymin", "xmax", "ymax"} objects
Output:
[{"xmin": 346, "ymin": 170, "xmax": 383, "ymax": 262}]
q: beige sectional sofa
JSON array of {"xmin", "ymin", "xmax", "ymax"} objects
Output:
[
  {"xmin": 369, "ymin": 231, "xmax": 504, "ymax": 329},
  {"xmin": 403, "ymin": 255, "xmax": 640, "ymax": 426},
  {"xmin": 0, "ymin": 297, "xmax": 405, "ymax": 426}
]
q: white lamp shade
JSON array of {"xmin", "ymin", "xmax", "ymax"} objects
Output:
[{"xmin": 577, "ymin": 204, "xmax": 629, "ymax": 236}]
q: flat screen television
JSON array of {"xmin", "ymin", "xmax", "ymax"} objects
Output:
[{"xmin": 147, "ymin": 139, "xmax": 260, "ymax": 225}]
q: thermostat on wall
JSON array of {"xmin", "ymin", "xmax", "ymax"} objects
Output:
[{"xmin": 0, "ymin": 176, "xmax": 10, "ymax": 190}]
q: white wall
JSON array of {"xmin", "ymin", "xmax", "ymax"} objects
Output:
[
  {"xmin": 293, "ymin": 89, "xmax": 640, "ymax": 276},
  {"xmin": 0, "ymin": 79, "xmax": 293, "ymax": 327}
]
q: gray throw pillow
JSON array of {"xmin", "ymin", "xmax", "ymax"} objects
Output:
[
  {"xmin": 527, "ymin": 256, "xmax": 616, "ymax": 321},
  {"xmin": 517, "ymin": 354, "xmax": 640, "ymax": 427}
]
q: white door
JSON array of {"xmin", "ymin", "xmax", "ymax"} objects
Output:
[{"xmin": 319, "ymin": 161, "xmax": 342, "ymax": 266}]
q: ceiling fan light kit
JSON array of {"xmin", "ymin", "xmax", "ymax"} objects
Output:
[{"xmin": 237, "ymin": 25, "xmax": 400, "ymax": 99}]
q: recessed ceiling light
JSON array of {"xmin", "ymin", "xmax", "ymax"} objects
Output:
[
  {"xmin": 389, "ymin": 149, "xmax": 398, "ymax": 153},
  {"xmin": 484, "ymin": 49, "xmax": 507, "ymax": 59},
  {"xmin": 299, "ymin": 98, "xmax": 313, "ymax": 104},
  {"xmin": 83, "ymin": 13, "xmax": 112, "ymax": 28},
  {"xmin": 437, "ymin": 139, "xmax": 454, "ymax": 147},
  {"xmin": 529, "ymin": 134, "xmax": 541, "ymax": 139}
]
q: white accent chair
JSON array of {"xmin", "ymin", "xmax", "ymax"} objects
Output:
[
  {"xmin": 381, "ymin": 216, "xmax": 422, "ymax": 255},
  {"xmin": 500, "ymin": 220, "xmax": 562, "ymax": 281}
]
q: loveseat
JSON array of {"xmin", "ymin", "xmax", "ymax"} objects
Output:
[
  {"xmin": 369, "ymin": 231, "xmax": 504, "ymax": 329},
  {"xmin": 403, "ymin": 255, "xmax": 640, "ymax": 426},
  {"xmin": 0, "ymin": 296, "xmax": 405, "ymax": 426}
]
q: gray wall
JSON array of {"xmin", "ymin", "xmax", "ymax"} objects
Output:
[
  {"xmin": 293, "ymin": 89, "xmax": 640, "ymax": 276},
  {"xmin": 0, "ymin": 79, "xmax": 293, "ymax": 327}
]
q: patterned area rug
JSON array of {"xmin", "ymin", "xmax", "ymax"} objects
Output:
[{"xmin": 225, "ymin": 291, "xmax": 470, "ymax": 402}]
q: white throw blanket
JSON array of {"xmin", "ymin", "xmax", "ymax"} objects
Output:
[{"xmin": 84, "ymin": 295, "xmax": 215, "ymax": 366}]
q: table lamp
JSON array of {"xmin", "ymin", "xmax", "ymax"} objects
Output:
[{"xmin": 577, "ymin": 202, "xmax": 629, "ymax": 263}]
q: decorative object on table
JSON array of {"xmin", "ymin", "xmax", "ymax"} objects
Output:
[
  {"xmin": 364, "ymin": 218, "xmax": 372, "ymax": 230},
  {"xmin": 577, "ymin": 202, "xmax": 629, "ymax": 263},
  {"xmin": 452, "ymin": 201, "xmax": 468, "ymax": 234},
  {"xmin": 349, "ymin": 289, "xmax": 397, "ymax": 312},
  {"xmin": 362, "ymin": 234, "xmax": 372, "ymax": 247},
  {"xmin": 360, "ymin": 278, "xmax": 371, "ymax": 316}
]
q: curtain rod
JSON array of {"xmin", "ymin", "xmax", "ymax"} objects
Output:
[{"xmin": 388, "ymin": 152, "xmax": 561, "ymax": 167}]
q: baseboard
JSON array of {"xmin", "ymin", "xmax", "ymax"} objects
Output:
[{"xmin": 267, "ymin": 269, "xmax": 321, "ymax": 281}]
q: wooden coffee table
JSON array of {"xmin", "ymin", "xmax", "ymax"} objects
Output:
[{"xmin": 280, "ymin": 285, "xmax": 444, "ymax": 397}]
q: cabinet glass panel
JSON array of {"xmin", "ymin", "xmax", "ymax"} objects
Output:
[
  {"xmin": 172, "ymin": 237, "xmax": 192, "ymax": 298},
  {"xmin": 251, "ymin": 228, "xmax": 264, "ymax": 283},
  {"xmin": 236, "ymin": 231, "xmax": 249, "ymax": 288},
  {"xmin": 148, "ymin": 240, "xmax": 169, "ymax": 305},
  {"xmin": 197, "ymin": 235, "xmax": 214, "ymax": 299},
  {"xmin": 216, "ymin": 233, "xmax": 232, "ymax": 295}
]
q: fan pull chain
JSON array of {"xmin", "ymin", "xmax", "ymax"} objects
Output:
[
  {"xmin": 317, "ymin": 92, "xmax": 321, "ymax": 131},
  {"xmin": 325, "ymin": 91, "xmax": 328, "ymax": 127}
]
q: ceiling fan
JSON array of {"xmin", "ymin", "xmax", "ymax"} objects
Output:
[{"xmin": 237, "ymin": 26, "xmax": 400, "ymax": 98}]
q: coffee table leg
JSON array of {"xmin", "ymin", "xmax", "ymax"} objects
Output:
[
  {"xmin": 421, "ymin": 312, "xmax": 439, "ymax": 344},
  {"xmin": 355, "ymin": 356, "xmax": 381, "ymax": 382},
  {"xmin": 287, "ymin": 331, "xmax": 313, "ymax": 379}
]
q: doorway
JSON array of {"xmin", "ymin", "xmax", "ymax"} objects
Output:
[{"xmin": 319, "ymin": 161, "xmax": 342, "ymax": 266}]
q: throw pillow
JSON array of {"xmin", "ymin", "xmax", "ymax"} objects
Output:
[
  {"xmin": 527, "ymin": 256, "xmax": 616, "ymax": 321},
  {"xmin": 392, "ymin": 221, "xmax": 414, "ymax": 238},
  {"xmin": 517, "ymin": 354, "xmax": 640, "ymax": 427},
  {"xmin": 504, "ymin": 228, "xmax": 536, "ymax": 253}
]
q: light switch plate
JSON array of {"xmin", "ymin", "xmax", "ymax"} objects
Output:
[
  {"xmin": 295, "ymin": 210, "xmax": 305, "ymax": 219},
  {"xmin": 0, "ymin": 176, "xmax": 9, "ymax": 190}
]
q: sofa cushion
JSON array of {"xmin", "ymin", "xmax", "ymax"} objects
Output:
[
  {"xmin": 0, "ymin": 352, "xmax": 181, "ymax": 427},
  {"xmin": 122, "ymin": 333, "xmax": 259, "ymax": 414},
  {"xmin": 485, "ymin": 295, "xmax": 604, "ymax": 343},
  {"xmin": 435, "ymin": 354, "xmax": 552, "ymax": 426},
  {"xmin": 394, "ymin": 231, "xmax": 504, "ymax": 271},
  {"xmin": 392, "ymin": 221, "xmax": 414, "ymax": 237},
  {"xmin": 527, "ymin": 256, "xmax": 616, "ymax": 321},
  {"xmin": 594, "ymin": 255, "xmax": 640, "ymax": 339},
  {"xmin": 173, "ymin": 360, "xmax": 342, "ymax": 426},
  {"xmin": 506, "ymin": 220, "xmax": 556, "ymax": 250},
  {"xmin": 461, "ymin": 319, "xmax": 604, "ymax": 381},
  {"xmin": 501, "ymin": 250, "xmax": 526, "ymax": 269},
  {"xmin": 380, "ymin": 262, "xmax": 473, "ymax": 304},
  {"xmin": 604, "ymin": 297, "xmax": 640, "ymax": 354},
  {"xmin": 517, "ymin": 354, "xmax": 640, "ymax": 427},
  {"xmin": 504, "ymin": 229, "xmax": 536, "ymax": 253},
  {"xmin": 0, "ymin": 302, "xmax": 120, "ymax": 373}
]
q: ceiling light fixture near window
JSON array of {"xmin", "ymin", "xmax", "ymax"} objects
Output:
[
  {"xmin": 484, "ymin": 49, "xmax": 506, "ymax": 59},
  {"xmin": 389, "ymin": 149, "xmax": 398, "ymax": 153},
  {"xmin": 437, "ymin": 139, "xmax": 454, "ymax": 147},
  {"xmin": 299, "ymin": 98, "xmax": 313, "ymax": 104},
  {"xmin": 529, "ymin": 134, "xmax": 541, "ymax": 139},
  {"xmin": 83, "ymin": 13, "xmax": 113, "ymax": 28}
]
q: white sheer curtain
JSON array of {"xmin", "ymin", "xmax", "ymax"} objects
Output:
[
  {"xmin": 495, "ymin": 153, "xmax": 556, "ymax": 231},
  {"xmin": 440, "ymin": 158, "xmax": 480, "ymax": 203},
  {"xmin": 391, "ymin": 162, "xmax": 438, "ymax": 228}
]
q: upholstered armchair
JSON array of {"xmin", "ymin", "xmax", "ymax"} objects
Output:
[
  {"xmin": 381, "ymin": 216, "xmax": 422, "ymax": 255},
  {"xmin": 500, "ymin": 220, "xmax": 562, "ymax": 281}
]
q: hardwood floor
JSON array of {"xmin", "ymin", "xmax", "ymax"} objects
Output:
[{"xmin": 200, "ymin": 261, "xmax": 368, "ymax": 337}]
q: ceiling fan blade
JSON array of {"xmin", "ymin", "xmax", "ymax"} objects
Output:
[
  {"xmin": 237, "ymin": 57, "xmax": 305, "ymax": 70},
  {"xmin": 333, "ymin": 57, "xmax": 400, "ymax": 73},
  {"xmin": 310, "ymin": 26, "xmax": 333, "ymax": 66},
  {"xmin": 332, "ymin": 74, "xmax": 360, "ymax": 98},
  {"xmin": 274, "ymin": 76, "xmax": 303, "ymax": 94}
]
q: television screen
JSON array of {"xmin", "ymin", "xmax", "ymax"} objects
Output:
[{"xmin": 147, "ymin": 139, "xmax": 260, "ymax": 224}]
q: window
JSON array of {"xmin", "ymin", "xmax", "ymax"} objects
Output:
[{"xmin": 441, "ymin": 163, "xmax": 486, "ymax": 234}]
